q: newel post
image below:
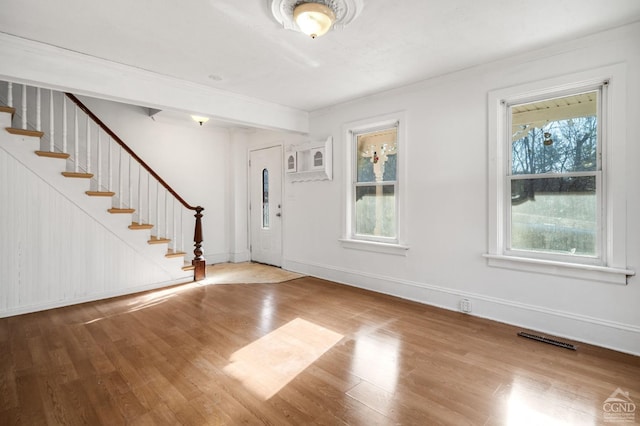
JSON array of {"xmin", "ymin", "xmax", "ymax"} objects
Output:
[{"xmin": 192, "ymin": 206, "xmax": 206, "ymax": 281}]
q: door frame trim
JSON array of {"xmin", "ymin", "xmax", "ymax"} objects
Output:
[{"xmin": 248, "ymin": 143, "xmax": 284, "ymax": 266}]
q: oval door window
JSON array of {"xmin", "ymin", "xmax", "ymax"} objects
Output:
[{"xmin": 262, "ymin": 168, "xmax": 269, "ymax": 228}]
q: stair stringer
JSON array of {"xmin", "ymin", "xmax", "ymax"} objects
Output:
[{"xmin": 0, "ymin": 113, "xmax": 192, "ymax": 317}]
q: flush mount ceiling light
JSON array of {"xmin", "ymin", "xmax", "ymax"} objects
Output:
[
  {"xmin": 191, "ymin": 115, "xmax": 209, "ymax": 126},
  {"xmin": 293, "ymin": 3, "xmax": 335, "ymax": 38},
  {"xmin": 270, "ymin": 0, "xmax": 363, "ymax": 39}
]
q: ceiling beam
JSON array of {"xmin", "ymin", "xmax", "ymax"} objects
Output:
[{"xmin": 0, "ymin": 33, "xmax": 309, "ymax": 134}]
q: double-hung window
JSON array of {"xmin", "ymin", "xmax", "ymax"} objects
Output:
[
  {"xmin": 354, "ymin": 125, "xmax": 398, "ymax": 241},
  {"xmin": 508, "ymin": 89, "xmax": 601, "ymax": 260},
  {"xmin": 486, "ymin": 65, "xmax": 633, "ymax": 284},
  {"xmin": 342, "ymin": 113, "xmax": 408, "ymax": 255}
]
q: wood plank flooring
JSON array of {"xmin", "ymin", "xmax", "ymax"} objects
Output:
[{"xmin": 1, "ymin": 276, "xmax": 639, "ymax": 425}]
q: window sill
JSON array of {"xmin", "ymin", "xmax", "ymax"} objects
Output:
[
  {"xmin": 340, "ymin": 239, "xmax": 409, "ymax": 256},
  {"xmin": 483, "ymin": 254, "xmax": 634, "ymax": 285}
]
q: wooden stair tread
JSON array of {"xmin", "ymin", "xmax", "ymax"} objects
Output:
[
  {"xmin": 62, "ymin": 171, "xmax": 94, "ymax": 179},
  {"xmin": 6, "ymin": 127, "xmax": 45, "ymax": 138},
  {"xmin": 129, "ymin": 222, "xmax": 154, "ymax": 230},
  {"xmin": 86, "ymin": 191, "xmax": 116, "ymax": 197},
  {"xmin": 0, "ymin": 106, "xmax": 16, "ymax": 116},
  {"xmin": 165, "ymin": 250, "xmax": 186, "ymax": 258},
  {"xmin": 2, "ymin": 99, "xmax": 196, "ymax": 279},
  {"xmin": 148, "ymin": 236, "xmax": 171, "ymax": 244},
  {"xmin": 108, "ymin": 208, "xmax": 135, "ymax": 214},
  {"xmin": 35, "ymin": 151, "xmax": 70, "ymax": 159}
]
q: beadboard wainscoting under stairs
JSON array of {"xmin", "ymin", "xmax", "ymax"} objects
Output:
[{"xmin": 0, "ymin": 92, "xmax": 196, "ymax": 318}]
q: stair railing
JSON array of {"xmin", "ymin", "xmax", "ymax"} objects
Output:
[{"xmin": 1, "ymin": 81, "xmax": 206, "ymax": 280}]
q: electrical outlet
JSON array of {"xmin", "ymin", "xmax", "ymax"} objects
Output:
[{"xmin": 460, "ymin": 298, "xmax": 472, "ymax": 313}]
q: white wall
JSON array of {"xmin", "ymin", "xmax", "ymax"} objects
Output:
[
  {"xmin": 0, "ymin": 111, "xmax": 191, "ymax": 317},
  {"xmin": 77, "ymin": 96, "xmax": 232, "ymax": 264},
  {"xmin": 228, "ymin": 130, "xmax": 251, "ymax": 263},
  {"xmin": 272, "ymin": 22, "xmax": 640, "ymax": 355}
]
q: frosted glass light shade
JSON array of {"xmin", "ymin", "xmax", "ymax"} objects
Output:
[
  {"xmin": 293, "ymin": 3, "xmax": 336, "ymax": 38},
  {"xmin": 191, "ymin": 115, "xmax": 209, "ymax": 125}
]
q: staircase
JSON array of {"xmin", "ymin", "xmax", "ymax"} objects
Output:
[{"xmin": 0, "ymin": 80, "xmax": 206, "ymax": 317}]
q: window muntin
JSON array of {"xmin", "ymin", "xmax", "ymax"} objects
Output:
[
  {"xmin": 353, "ymin": 126, "xmax": 398, "ymax": 241},
  {"xmin": 506, "ymin": 89, "xmax": 602, "ymax": 260}
]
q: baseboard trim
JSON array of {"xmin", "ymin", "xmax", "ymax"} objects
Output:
[
  {"xmin": 204, "ymin": 252, "xmax": 231, "ymax": 265},
  {"xmin": 229, "ymin": 251, "xmax": 251, "ymax": 263},
  {"xmin": 0, "ymin": 277, "xmax": 192, "ymax": 319},
  {"xmin": 283, "ymin": 258, "xmax": 640, "ymax": 356},
  {"xmin": 184, "ymin": 251, "xmax": 250, "ymax": 266}
]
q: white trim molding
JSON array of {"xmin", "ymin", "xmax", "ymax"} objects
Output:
[
  {"xmin": 483, "ymin": 254, "xmax": 633, "ymax": 285},
  {"xmin": 341, "ymin": 111, "xmax": 408, "ymax": 251},
  {"xmin": 486, "ymin": 64, "xmax": 633, "ymax": 284},
  {"xmin": 339, "ymin": 238, "xmax": 409, "ymax": 255},
  {"xmin": 0, "ymin": 277, "xmax": 192, "ymax": 319},
  {"xmin": 283, "ymin": 258, "xmax": 640, "ymax": 356}
]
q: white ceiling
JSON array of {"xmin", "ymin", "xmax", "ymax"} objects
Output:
[{"xmin": 1, "ymin": 0, "xmax": 640, "ymax": 113}]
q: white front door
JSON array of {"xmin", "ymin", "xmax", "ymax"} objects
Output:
[{"xmin": 249, "ymin": 146, "xmax": 283, "ymax": 267}]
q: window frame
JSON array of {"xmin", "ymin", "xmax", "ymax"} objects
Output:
[
  {"xmin": 504, "ymin": 86, "xmax": 604, "ymax": 264},
  {"xmin": 341, "ymin": 112, "xmax": 409, "ymax": 255},
  {"xmin": 485, "ymin": 65, "xmax": 633, "ymax": 284}
]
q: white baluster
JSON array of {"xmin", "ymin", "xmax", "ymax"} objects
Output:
[
  {"xmin": 62, "ymin": 98, "xmax": 68, "ymax": 153},
  {"xmin": 165, "ymin": 189, "xmax": 169, "ymax": 239},
  {"xmin": 118, "ymin": 147, "xmax": 124, "ymax": 208},
  {"xmin": 36, "ymin": 87, "xmax": 41, "ymax": 131},
  {"xmin": 49, "ymin": 90, "xmax": 54, "ymax": 152},
  {"xmin": 172, "ymin": 197, "xmax": 176, "ymax": 250},
  {"xmin": 137, "ymin": 165, "xmax": 142, "ymax": 223},
  {"xmin": 107, "ymin": 137, "xmax": 112, "ymax": 192},
  {"xmin": 156, "ymin": 181, "xmax": 160, "ymax": 237},
  {"xmin": 74, "ymin": 106, "xmax": 79, "ymax": 172},
  {"xmin": 86, "ymin": 118, "xmax": 91, "ymax": 174},
  {"xmin": 180, "ymin": 208, "xmax": 184, "ymax": 253},
  {"xmin": 7, "ymin": 82, "xmax": 13, "ymax": 107},
  {"xmin": 97, "ymin": 132, "xmax": 102, "ymax": 190},
  {"xmin": 21, "ymin": 85, "xmax": 26, "ymax": 129},
  {"xmin": 128, "ymin": 156, "xmax": 132, "ymax": 209},
  {"xmin": 147, "ymin": 173, "xmax": 150, "ymax": 226}
]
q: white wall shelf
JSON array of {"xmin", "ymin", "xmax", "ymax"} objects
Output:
[{"xmin": 285, "ymin": 136, "xmax": 332, "ymax": 182}]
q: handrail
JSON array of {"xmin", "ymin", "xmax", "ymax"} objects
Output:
[
  {"xmin": 65, "ymin": 93, "xmax": 201, "ymax": 212},
  {"xmin": 65, "ymin": 92, "xmax": 205, "ymax": 280}
]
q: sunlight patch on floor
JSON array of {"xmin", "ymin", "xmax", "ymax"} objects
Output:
[
  {"xmin": 82, "ymin": 283, "xmax": 197, "ymax": 324},
  {"xmin": 506, "ymin": 378, "xmax": 596, "ymax": 426},
  {"xmin": 198, "ymin": 262, "xmax": 303, "ymax": 285},
  {"xmin": 223, "ymin": 317, "xmax": 343, "ymax": 400},
  {"xmin": 351, "ymin": 331, "xmax": 400, "ymax": 393}
]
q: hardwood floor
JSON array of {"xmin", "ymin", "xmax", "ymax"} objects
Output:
[{"xmin": 1, "ymin": 276, "xmax": 638, "ymax": 425}]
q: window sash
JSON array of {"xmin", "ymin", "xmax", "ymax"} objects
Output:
[
  {"xmin": 503, "ymin": 85, "xmax": 605, "ymax": 264},
  {"xmin": 351, "ymin": 125, "xmax": 400, "ymax": 243},
  {"xmin": 352, "ymin": 181, "xmax": 398, "ymax": 242},
  {"xmin": 504, "ymin": 172, "xmax": 602, "ymax": 262}
]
